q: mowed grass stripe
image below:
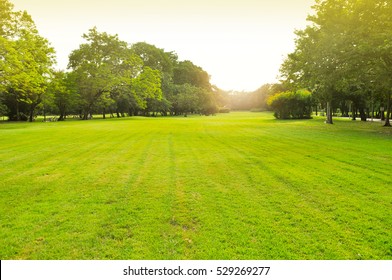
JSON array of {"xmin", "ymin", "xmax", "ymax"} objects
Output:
[
  {"xmin": 0, "ymin": 112, "xmax": 391, "ymax": 259},
  {"xmin": 216, "ymin": 117, "xmax": 391, "ymax": 258},
  {"xmin": 196, "ymin": 125, "xmax": 346, "ymax": 258}
]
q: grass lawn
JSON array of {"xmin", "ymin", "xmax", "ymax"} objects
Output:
[{"xmin": 0, "ymin": 112, "xmax": 391, "ymax": 259}]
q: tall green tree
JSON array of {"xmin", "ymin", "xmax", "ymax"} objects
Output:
[
  {"xmin": 47, "ymin": 71, "xmax": 79, "ymax": 121},
  {"xmin": 0, "ymin": 1, "xmax": 55, "ymax": 121},
  {"xmin": 170, "ymin": 60, "xmax": 217, "ymax": 116},
  {"xmin": 130, "ymin": 66, "xmax": 162, "ymax": 110},
  {"xmin": 172, "ymin": 83, "xmax": 200, "ymax": 116},
  {"xmin": 173, "ymin": 60, "xmax": 211, "ymax": 90},
  {"xmin": 131, "ymin": 42, "xmax": 177, "ymax": 115},
  {"xmin": 365, "ymin": 0, "xmax": 392, "ymax": 126},
  {"xmin": 131, "ymin": 42, "xmax": 177, "ymax": 75},
  {"xmin": 68, "ymin": 27, "xmax": 142, "ymax": 119},
  {"xmin": 280, "ymin": 0, "xmax": 392, "ymax": 126}
]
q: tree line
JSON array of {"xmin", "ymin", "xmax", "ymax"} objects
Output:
[
  {"xmin": 3, "ymin": 0, "xmax": 391, "ymax": 125},
  {"xmin": 279, "ymin": 0, "xmax": 392, "ymax": 126},
  {"xmin": 0, "ymin": 0, "xmax": 220, "ymax": 122},
  {"xmin": 214, "ymin": 84, "xmax": 286, "ymax": 112}
]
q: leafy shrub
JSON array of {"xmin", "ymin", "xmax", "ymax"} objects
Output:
[{"xmin": 267, "ymin": 89, "xmax": 312, "ymax": 119}]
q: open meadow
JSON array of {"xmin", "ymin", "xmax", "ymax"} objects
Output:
[{"xmin": 0, "ymin": 112, "xmax": 391, "ymax": 259}]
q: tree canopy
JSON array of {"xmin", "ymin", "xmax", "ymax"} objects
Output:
[
  {"xmin": 280, "ymin": 0, "xmax": 392, "ymax": 126},
  {"xmin": 0, "ymin": 0, "xmax": 55, "ymax": 121},
  {"xmin": 2, "ymin": 0, "xmax": 392, "ymax": 125},
  {"xmin": 0, "ymin": 0, "xmax": 220, "ymax": 120}
]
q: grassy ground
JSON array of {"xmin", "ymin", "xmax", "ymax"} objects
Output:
[{"xmin": 0, "ymin": 112, "xmax": 391, "ymax": 260}]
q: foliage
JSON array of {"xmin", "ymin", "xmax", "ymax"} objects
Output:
[
  {"xmin": 173, "ymin": 60, "xmax": 211, "ymax": 90},
  {"xmin": 217, "ymin": 84, "xmax": 287, "ymax": 112},
  {"xmin": 131, "ymin": 67, "xmax": 162, "ymax": 109},
  {"xmin": 68, "ymin": 27, "xmax": 143, "ymax": 119},
  {"xmin": 0, "ymin": 0, "xmax": 218, "ymax": 121},
  {"xmin": 171, "ymin": 83, "xmax": 200, "ymax": 116},
  {"xmin": 268, "ymin": 89, "xmax": 313, "ymax": 119},
  {"xmin": 280, "ymin": 0, "xmax": 392, "ymax": 126},
  {"xmin": 65, "ymin": 30, "xmax": 218, "ymax": 118},
  {"xmin": 131, "ymin": 42, "xmax": 177, "ymax": 75},
  {"xmin": 0, "ymin": 0, "xmax": 13, "ymax": 36},
  {"xmin": 46, "ymin": 71, "xmax": 77, "ymax": 121},
  {"xmin": 0, "ymin": 101, "xmax": 8, "ymax": 118},
  {"xmin": 0, "ymin": 1, "xmax": 55, "ymax": 121}
]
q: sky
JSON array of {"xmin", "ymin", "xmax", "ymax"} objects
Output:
[{"xmin": 11, "ymin": 0, "xmax": 315, "ymax": 91}]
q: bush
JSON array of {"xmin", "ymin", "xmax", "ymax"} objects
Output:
[{"xmin": 267, "ymin": 89, "xmax": 312, "ymax": 119}]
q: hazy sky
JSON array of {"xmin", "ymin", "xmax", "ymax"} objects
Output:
[{"xmin": 11, "ymin": 0, "xmax": 314, "ymax": 91}]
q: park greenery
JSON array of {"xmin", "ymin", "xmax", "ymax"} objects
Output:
[
  {"xmin": 0, "ymin": 0, "xmax": 219, "ymax": 121},
  {"xmin": 268, "ymin": 89, "xmax": 313, "ymax": 119},
  {"xmin": 280, "ymin": 0, "xmax": 392, "ymax": 125},
  {"xmin": 2, "ymin": 0, "xmax": 391, "ymax": 125},
  {"xmin": 1, "ymin": 0, "xmax": 392, "ymax": 260}
]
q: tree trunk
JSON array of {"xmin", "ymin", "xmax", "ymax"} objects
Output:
[
  {"xmin": 371, "ymin": 101, "xmax": 374, "ymax": 122},
  {"xmin": 83, "ymin": 104, "xmax": 93, "ymax": 120},
  {"xmin": 351, "ymin": 103, "xmax": 356, "ymax": 121},
  {"xmin": 29, "ymin": 109, "xmax": 34, "ymax": 122},
  {"xmin": 326, "ymin": 101, "xmax": 333, "ymax": 124},
  {"xmin": 83, "ymin": 109, "xmax": 90, "ymax": 120},
  {"xmin": 384, "ymin": 92, "xmax": 391, "ymax": 127},
  {"xmin": 359, "ymin": 107, "xmax": 367, "ymax": 121},
  {"xmin": 58, "ymin": 106, "xmax": 65, "ymax": 121},
  {"xmin": 29, "ymin": 103, "xmax": 38, "ymax": 122},
  {"xmin": 16, "ymin": 101, "xmax": 20, "ymax": 121}
]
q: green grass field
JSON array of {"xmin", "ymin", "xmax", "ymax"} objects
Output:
[{"xmin": 0, "ymin": 112, "xmax": 391, "ymax": 260}]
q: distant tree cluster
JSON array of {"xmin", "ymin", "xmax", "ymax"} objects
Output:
[
  {"xmin": 280, "ymin": 0, "xmax": 392, "ymax": 126},
  {"xmin": 216, "ymin": 84, "xmax": 287, "ymax": 112},
  {"xmin": 0, "ymin": 0, "xmax": 218, "ymax": 122}
]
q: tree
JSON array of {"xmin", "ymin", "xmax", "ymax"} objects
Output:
[
  {"xmin": 173, "ymin": 84, "xmax": 200, "ymax": 116},
  {"xmin": 280, "ymin": 24, "xmax": 341, "ymax": 124},
  {"xmin": 173, "ymin": 60, "xmax": 211, "ymax": 90},
  {"xmin": 47, "ymin": 71, "xmax": 78, "ymax": 121},
  {"xmin": 281, "ymin": 0, "xmax": 392, "ymax": 126},
  {"xmin": 0, "ymin": 2, "xmax": 55, "ymax": 121},
  {"xmin": 68, "ymin": 27, "xmax": 142, "ymax": 119},
  {"xmin": 131, "ymin": 42, "xmax": 177, "ymax": 116},
  {"xmin": 170, "ymin": 60, "xmax": 218, "ymax": 116},
  {"xmin": 130, "ymin": 66, "xmax": 162, "ymax": 110},
  {"xmin": 131, "ymin": 42, "xmax": 177, "ymax": 75},
  {"xmin": 0, "ymin": 91, "xmax": 8, "ymax": 120},
  {"xmin": 367, "ymin": 1, "xmax": 392, "ymax": 126},
  {"xmin": 199, "ymin": 88, "xmax": 218, "ymax": 115}
]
